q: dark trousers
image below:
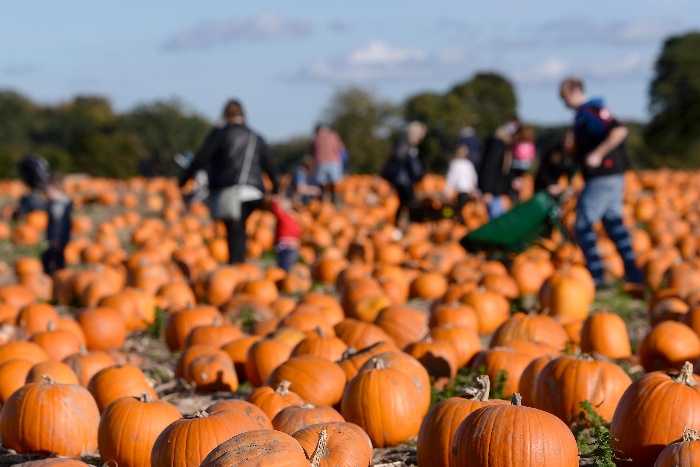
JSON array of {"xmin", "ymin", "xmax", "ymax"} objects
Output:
[
  {"xmin": 223, "ymin": 199, "xmax": 262, "ymax": 264},
  {"xmin": 395, "ymin": 185, "xmax": 415, "ymax": 225},
  {"xmin": 277, "ymin": 246, "xmax": 299, "ymax": 272}
]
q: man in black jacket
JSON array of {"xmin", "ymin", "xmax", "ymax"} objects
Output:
[{"xmin": 179, "ymin": 100, "xmax": 279, "ymax": 264}]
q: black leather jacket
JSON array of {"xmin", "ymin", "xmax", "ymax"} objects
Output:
[{"xmin": 179, "ymin": 123, "xmax": 279, "ymax": 194}]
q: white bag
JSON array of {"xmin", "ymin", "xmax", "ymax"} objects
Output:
[{"xmin": 209, "ymin": 133, "xmax": 257, "ymax": 221}]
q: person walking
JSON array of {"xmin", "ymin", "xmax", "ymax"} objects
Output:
[
  {"xmin": 381, "ymin": 121, "xmax": 427, "ymax": 227},
  {"xmin": 310, "ymin": 123, "xmax": 345, "ymax": 204},
  {"xmin": 559, "ymin": 76, "xmax": 644, "ymax": 290},
  {"xmin": 179, "ymin": 99, "xmax": 279, "ymax": 265}
]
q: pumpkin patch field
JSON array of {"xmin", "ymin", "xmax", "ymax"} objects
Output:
[{"xmin": 0, "ymin": 169, "xmax": 698, "ymax": 466}]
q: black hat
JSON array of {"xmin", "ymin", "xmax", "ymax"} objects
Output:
[{"xmin": 18, "ymin": 155, "xmax": 50, "ymax": 190}]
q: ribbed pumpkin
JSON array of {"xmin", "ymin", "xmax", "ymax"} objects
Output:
[
  {"xmin": 98, "ymin": 393, "xmax": 181, "ymax": 467},
  {"xmin": 292, "ymin": 422, "xmax": 373, "ymax": 467},
  {"xmin": 184, "ymin": 318, "xmax": 244, "ymax": 348},
  {"xmin": 264, "ymin": 355, "xmax": 346, "ymax": 407},
  {"xmin": 405, "ymin": 336, "xmax": 459, "ymax": 387},
  {"xmin": 186, "ymin": 352, "xmax": 238, "ymax": 392},
  {"xmin": 0, "ymin": 340, "xmax": 49, "ymax": 365},
  {"xmin": 429, "ymin": 325, "xmax": 482, "ymax": 368},
  {"xmin": 611, "ymin": 362, "xmax": 700, "ymax": 466},
  {"xmin": 247, "ymin": 380, "xmax": 305, "ymax": 420},
  {"xmin": 655, "ymin": 427, "xmax": 700, "ymax": 467},
  {"xmin": 164, "ymin": 305, "xmax": 223, "ymax": 351},
  {"xmin": 518, "ymin": 355, "xmax": 555, "ymax": 407},
  {"xmin": 451, "ymin": 393, "xmax": 579, "ymax": 466},
  {"xmin": 199, "ymin": 429, "xmax": 309, "ymax": 467},
  {"xmin": 460, "ymin": 288, "xmax": 510, "ymax": 335},
  {"xmin": 334, "ymin": 318, "xmax": 396, "ymax": 349},
  {"xmin": 340, "ymin": 357, "xmax": 423, "ymax": 448},
  {"xmin": 291, "ymin": 328, "xmax": 349, "ymax": 361},
  {"xmin": 417, "ymin": 375, "xmax": 509, "ymax": 467},
  {"xmin": 533, "ymin": 354, "xmax": 631, "ymax": 422},
  {"xmin": 151, "ymin": 407, "xmax": 273, "ymax": 467},
  {"xmin": 0, "ymin": 376, "xmax": 100, "ymax": 457},
  {"xmin": 221, "ymin": 335, "xmax": 262, "ymax": 381},
  {"xmin": 373, "ymin": 306, "xmax": 429, "ymax": 349},
  {"xmin": 77, "ymin": 307, "xmax": 127, "ymax": 351},
  {"xmin": 272, "ymin": 403, "xmax": 345, "ymax": 435},
  {"xmin": 26, "ymin": 361, "xmax": 80, "ymax": 385},
  {"xmin": 336, "ymin": 341, "xmax": 398, "ymax": 381}
]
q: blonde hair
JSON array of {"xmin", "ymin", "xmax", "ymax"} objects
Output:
[{"xmin": 406, "ymin": 121, "xmax": 427, "ymax": 143}]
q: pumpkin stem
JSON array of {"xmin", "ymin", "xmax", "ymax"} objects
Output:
[
  {"xmin": 47, "ymin": 320, "xmax": 55, "ymax": 332},
  {"xmin": 194, "ymin": 410, "xmax": 210, "ymax": 418},
  {"xmin": 41, "ymin": 374, "xmax": 56, "ymax": 385},
  {"xmin": 276, "ymin": 380, "xmax": 292, "ymax": 395},
  {"xmin": 140, "ymin": 392, "xmax": 154, "ymax": 403},
  {"xmin": 315, "ymin": 326, "xmax": 325, "ymax": 338},
  {"xmin": 511, "ymin": 393, "xmax": 523, "ymax": 406},
  {"xmin": 340, "ymin": 347, "xmax": 357, "ymax": 360},
  {"xmin": 683, "ymin": 426, "xmax": 700, "ymax": 442},
  {"xmin": 461, "ymin": 375, "xmax": 491, "ymax": 402},
  {"xmin": 79, "ymin": 344, "xmax": 88, "ymax": 355},
  {"xmin": 310, "ymin": 428, "xmax": 328, "ymax": 467},
  {"xmin": 213, "ymin": 316, "xmax": 220, "ymax": 326},
  {"xmin": 672, "ymin": 362, "xmax": 697, "ymax": 387},
  {"xmin": 300, "ymin": 403, "xmax": 315, "ymax": 409},
  {"xmin": 369, "ymin": 357, "xmax": 385, "ymax": 370}
]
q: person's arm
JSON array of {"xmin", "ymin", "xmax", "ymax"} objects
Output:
[
  {"xmin": 258, "ymin": 137, "xmax": 280, "ymax": 195},
  {"xmin": 179, "ymin": 129, "xmax": 220, "ymax": 187},
  {"xmin": 585, "ymin": 126, "xmax": 628, "ymax": 168}
]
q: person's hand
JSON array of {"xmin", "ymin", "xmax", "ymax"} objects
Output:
[
  {"xmin": 547, "ymin": 185, "xmax": 563, "ymax": 196},
  {"xmin": 482, "ymin": 193, "xmax": 493, "ymax": 204},
  {"xmin": 511, "ymin": 177, "xmax": 524, "ymax": 190},
  {"xmin": 585, "ymin": 150, "xmax": 605, "ymax": 168}
]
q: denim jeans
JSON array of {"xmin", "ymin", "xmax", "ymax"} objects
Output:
[
  {"xmin": 574, "ymin": 174, "xmax": 643, "ymax": 286},
  {"xmin": 277, "ymin": 246, "xmax": 299, "ymax": 273},
  {"xmin": 487, "ymin": 196, "xmax": 505, "ymax": 220}
]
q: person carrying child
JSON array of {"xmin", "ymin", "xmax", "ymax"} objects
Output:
[
  {"xmin": 270, "ymin": 195, "xmax": 301, "ymax": 272},
  {"xmin": 443, "ymin": 143, "xmax": 478, "ymax": 219}
]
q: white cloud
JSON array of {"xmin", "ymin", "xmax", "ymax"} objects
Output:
[
  {"xmin": 162, "ymin": 12, "xmax": 311, "ymax": 51},
  {"xmin": 290, "ymin": 40, "xmax": 470, "ymax": 84}
]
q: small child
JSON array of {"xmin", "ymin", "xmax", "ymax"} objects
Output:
[
  {"xmin": 270, "ymin": 195, "xmax": 301, "ymax": 272},
  {"xmin": 443, "ymin": 143, "xmax": 478, "ymax": 217},
  {"xmin": 41, "ymin": 173, "xmax": 73, "ymax": 275},
  {"xmin": 511, "ymin": 125, "xmax": 536, "ymax": 175}
]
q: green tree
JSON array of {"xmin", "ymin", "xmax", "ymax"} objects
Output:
[
  {"xmin": 120, "ymin": 99, "xmax": 211, "ymax": 176},
  {"xmin": 322, "ymin": 87, "xmax": 399, "ymax": 174},
  {"xmin": 450, "ymin": 72, "xmax": 518, "ymax": 138},
  {"xmin": 645, "ymin": 32, "xmax": 700, "ymax": 167}
]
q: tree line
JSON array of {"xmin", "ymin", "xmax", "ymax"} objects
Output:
[{"xmin": 1, "ymin": 32, "xmax": 698, "ymax": 179}]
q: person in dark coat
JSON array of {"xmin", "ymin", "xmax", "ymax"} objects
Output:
[
  {"xmin": 179, "ymin": 99, "xmax": 279, "ymax": 264},
  {"xmin": 381, "ymin": 121, "xmax": 427, "ymax": 227},
  {"xmin": 478, "ymin": 126, "xmax": 516, "ymax": 219}
]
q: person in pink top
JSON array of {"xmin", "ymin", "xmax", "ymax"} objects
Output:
[
  {"xmin": 310, "ymin": 123, "xmax": 345, "ymax": 204},
  {"xmin": 270, "ymin": 196, "xmax": 301, "ymax": 272}
]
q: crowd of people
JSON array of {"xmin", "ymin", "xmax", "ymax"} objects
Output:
[{"xmin": 14, "ymin": 75, "xmax": 644, "ymax": 292}]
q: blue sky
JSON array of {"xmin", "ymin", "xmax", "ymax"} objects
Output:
[{"xmin": 1, "ymin": 0, "xmax": 698, "ymax": 142}]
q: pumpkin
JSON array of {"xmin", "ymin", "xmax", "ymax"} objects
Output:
[
  {"xmin": 334, "ymin": 319, "xmax": 395, "ymax": 349},
  {"xmin": 272, "ymin": 403, "xmax": 345, "ymax": 435},
  {"xmin": 655, "ymin": 427, "xmax": 700, "ymax": 467},
  {"xmin": 164, "ymin": 305, "xmax": 223, "ymax": 351},
  {"xmin": 0, "ymin": 376, "xmax": 100, "ymax": 457},
  {"xmin": 292, "ymin": 329, "xmax": 349, "ymax": 361},
  {"xmin": 199, "ymin": 429, "xmax": 309, "ymax": 467},
  {"xmin": 417, "ymin": 375, "xmax": 509, "ymax": 467},
  {"xmin": 0, "ymin": 341, "xmax": 48, "ymax": 365},
  {"xmin": 533, "ymin": 354, "xmax": 631, "ymax": 422},
  {"xmin": 63, "ymin": 347, "xmax": 116, "ymax": 387},
  {"xmin": 489, "ymin": 312, "xmax": 569, "ymax": 352},
  {"xmin": 76, "ymin": 307, "xmax": 127, "ymax": 351},
  {"xmin": 340, "ymin": 358, "xmax": 423, "ymax": 448},
  {"xmin": 0, "ymin": 358, "xmax": 34, "ymax": 403},
  {"xmin": 579, "ymin": 312, "xmax": 632, "ymax": 359},
  {"xmin": 88, "ymin": 364, "xmax": 158, "ymax": 413},
  {"xmin": 373, "ymin": 306, "xmax": 429, "ymax": 349},
  {"xmin": 518, "ymin": 355, "xmax": 554, "ymax": 407},
  {"xmin": 336, "ymin": 341, "xmax": 399, "ymax": 381},
  {"xmin": 429, "ymin": 302, "xmax": 479, "ymax": 331},
  {"xmin": 405, "ymin": 337, "xmax": 459, "ymax": 388},
  {"xmin": 16, "ymin": 303, "xmax": 59, "ymax": 336},
  {"xmin": 638, "ymin": 321, "xmax": 700, "ymax": 372},
  {"xmin": 245, "ymin": 338, "xmax": 293, "ymax": 387},
  {"xmin": 293, "ymin": 423, "xmax": 373, "ymax": 467},
  {"xmin": 461, "ymin": 288, "xmax": 510, "ymax": 335},
  {"xmin": 471, "ymin": 346, "xmax": 535, "ymax": 399},
  {"xmin": 205, "ymin": 399, "xmax": 273, "ymax": 430},
  {"xmin": 247, "ymin": 380, "xmax": 305, "ymax": 420},
  {"xmin": 221, "ymin": 335, "xmax": 262, "ymax": 382},
  {"xmin": 429, "ymin": 325, "xmax": 481, "ymax": 368},
  {"xmin": 26, "ymin": 361, "xmax": 80, "ymax": 385},
  {"xmin": 98, "ymin": 392, "xmax": 181, "ymax": 467},
  {"xmin": 30, "ymin": 320, "xmax": 82, "ymax": 362},
  {"xmin": 611, "ymin": 362, "xmax": 700, "ymax": 466},
  {"xmin": 186, "ymin": 353, "xmax": 238, "ymax": 392},
  {"xmin": 265, "ymin": 355, "xmax": 346, "ymax": 407},
  {"xmin": 151, "ymin": 408, "xmax": 276, "ymax": 467},
  {"xmin": 451, "ymin": 393, "xmax": 579, "ymax": 466}
]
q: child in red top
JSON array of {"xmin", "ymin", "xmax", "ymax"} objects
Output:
[{"xmin": 270, "ymin": 196, "xmax": 301, "ymax": 272}]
